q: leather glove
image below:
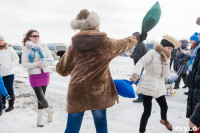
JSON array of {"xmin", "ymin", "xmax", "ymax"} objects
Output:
[
  {"xmin": 138, "ymin": 33, "xmax": 147, "ymax": 43},
  {"xmin": 160, "ymin": 51, "xmax": 168, "ymax": 62},
  {"xmin": 129, "ymin": 73, "xmax": 139, "ymax": 83},
  {"xmin": 57, "ymin": 50, "xmax": 66, "ymax": 58}
]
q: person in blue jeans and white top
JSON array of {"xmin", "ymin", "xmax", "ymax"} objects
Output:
[
  {"xmin": 0, "ymin": 74, "xmax": 10, "ymax": 116},
  {"xmin": 0, "ymin": 34, "xmax": 19, "ymax": 112}
]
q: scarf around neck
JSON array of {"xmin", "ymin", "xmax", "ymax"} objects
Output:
[{"xmin": 25, "ymin": 41, "xmax": 44, "ymax": 63}]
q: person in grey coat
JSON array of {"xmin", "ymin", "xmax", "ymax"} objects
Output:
[
  {"xmin": 130, "ymin": 32, "xmax": 147, "ymax": 102},
  {"xmin": 173, "ymin": 40, "xmax": 189, "ymax": 89},
  {"xmin": 130, "ymin": 32, "xmax": 148, "ymax": 65}
]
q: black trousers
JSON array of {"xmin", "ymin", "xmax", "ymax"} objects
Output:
[
  {"xmin": 139, "ymin": 95, "xmax": 168, "ymax": 132},
  {"xmin": 33, "ymin": 86, "xmax": 49, "ymax": 109},
  {"xmin": 174, "ymin": 73, "xmax": 187, "ymax": 87}
]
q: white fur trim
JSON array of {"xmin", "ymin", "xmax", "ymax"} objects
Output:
[
  {"xmin": 25, "ymin": 41, "xmax": 43, "ymax": 48},
  {"xmin": 0, "ymin": 34, "xmax": 5, "ymax": 40},
  {"xmin": 71, "ymin": 12, "xmax": 100, "ymax": 30},
  {"xmin": 163, "ymin": 35, "xmax": 180, "ymax": 49}
]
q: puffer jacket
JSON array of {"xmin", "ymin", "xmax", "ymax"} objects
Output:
[
  {"xmin": 0, "ymin": 44, "xmax": 19, "ymax": 77},
  {"xmin": 133, "ymin": 44, "xmax": 171, "ymax": 98},
  {"xmin": 22, "ymin": 41, "xmax": 53, "ymax": 75}
]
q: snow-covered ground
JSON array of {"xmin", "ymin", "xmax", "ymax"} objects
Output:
[{"xmin": 0, "ymin": 56, "xmax": 189, "ymax": 133}]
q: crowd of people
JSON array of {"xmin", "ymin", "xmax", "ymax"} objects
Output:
[{"xmin": 0, "ymin": 9, "xmax": 200, "ymax": 133}]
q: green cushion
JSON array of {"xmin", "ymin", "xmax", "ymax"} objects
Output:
[{"xmin": 141, "ymin": 1, "xmax": 161, "ymax": 34}]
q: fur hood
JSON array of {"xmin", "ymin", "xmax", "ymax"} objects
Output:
[
  {"xmin": 71, "ymin": 12, "xmax": 100, "ymax": 30},
  {"xmin": 72, "ymin": 30, "xmax": 107, "ymax": 51},
  {"xmin": 154, "ymin": 44, "xmax": 171, "ymax": 59}
]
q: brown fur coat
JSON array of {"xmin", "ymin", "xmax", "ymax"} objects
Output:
[{"xmin": 56, "ymin": 30, "xmax": 138, "ymax": 113}]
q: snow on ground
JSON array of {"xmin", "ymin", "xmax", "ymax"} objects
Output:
[{"xmin": 0, "ymin": 56, "xmax": 189, "ymax": 133}]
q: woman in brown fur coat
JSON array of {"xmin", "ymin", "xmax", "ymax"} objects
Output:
[{"xmin": 56, "ymin": 9, "xmax": 147, "ymax": 133}]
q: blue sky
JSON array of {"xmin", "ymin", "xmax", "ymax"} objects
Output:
[{"xmin": 1, "ymin": 0, "xmax": 200, "ymax": 45}]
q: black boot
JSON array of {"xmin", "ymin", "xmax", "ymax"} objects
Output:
[
  {"xmin": 182, "ymin": 85, "xmax": 188, "ymax": 88},
  {"xmin": 2, "ymin": 96, "xmax": 6, "ymax": 109},
  {"xmin": 173, "ymin": 86, "xmax": 179, "ymax": 89},
  {"xmin": 5, "ymin": 95, "xmax": 15, "ymax": 112},
  {"xmin": 133, "ymin": 99, "xmax": 143, "ymax": 102},
  {"xmin": 184, "ymin": 92, "xmax": 189, "ymax": 95}
]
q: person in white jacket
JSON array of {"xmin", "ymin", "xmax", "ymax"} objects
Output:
[
  {"xmin": 22, "ymin": 29, "xmax": 53, "ymax": 127},
  {"xmin": 0, "ymin": 34, "xmax": 19, "ymax": 112},
  {"xmin": 130, "ymin": 35, "xmax": 180, "ymax": 133}
]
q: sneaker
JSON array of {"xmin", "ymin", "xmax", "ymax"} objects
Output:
[{"xmin": 133, "ymin": 99, "xmax": 143, "ymax": 103}]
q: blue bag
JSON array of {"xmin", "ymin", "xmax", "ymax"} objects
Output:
[{"xmin": 114, "ymin": 79, "xmax": 135, "ymax": 98}]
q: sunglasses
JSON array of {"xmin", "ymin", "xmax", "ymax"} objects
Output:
[{"xmin": 31, "ymin": 35, "xmax": 40, "ymax": 38}]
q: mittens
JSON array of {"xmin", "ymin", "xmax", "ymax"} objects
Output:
[{"xmin": 129, "ymin": 73, "xmax": 139, "ymax": 83}]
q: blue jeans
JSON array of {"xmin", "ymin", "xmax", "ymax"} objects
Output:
[
  {"xmin": 2, "ymin": 74, "xmax": 14, "ymax": 96},
  {"xmin": 65, "ymin": 109, "xmax": 107, "ymax": 133}
]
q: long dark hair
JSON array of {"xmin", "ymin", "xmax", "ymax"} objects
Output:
[{"xmin": 22, "ymin": 29, "xmax": 39, "ymax": 46}]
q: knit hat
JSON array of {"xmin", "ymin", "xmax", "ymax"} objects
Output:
[
  {"xmin": 160, "ymin": 35, "xmax": 180, "ymax": 49},
  {"xmin": 190, "ymin": 32, "xmax": 199, "ymax": 42},
  {"xmin": 0, "ymin": 34, "xmax": 4, "ymax": 40},
  {"xmin": 132, "ymin": 32, "xmax": 140, "ymax": 36},
  {"xmin": 196, "ymin": 17, "xmax": 200, "ymax": 26},
  {"xmin": 71, "ymin": 9, "xmax": 100, "ymax": 30}
]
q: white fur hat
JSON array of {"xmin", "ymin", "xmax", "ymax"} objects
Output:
[
  {"xmin": 0, "ymin": 34, "xmax": 4, "ymax": 40},
  {"xmin": 71, "ymin": 9, "xmax": 100, "ymax": 30}
]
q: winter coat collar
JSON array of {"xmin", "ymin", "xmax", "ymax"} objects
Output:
[
  {"xmin": 154, "ymin": 44, "xmax": 171, "ymax": 59},
  {"xmin": 72, "ymin": 30, "xmax": 107, "ymax": 51},
  {"xmin": 0, "ymin": 43, "xmax": 7, "ymax": 50},
  {"xmin": 25, "ymin": 41, "xmax": 46, "ymax": 49}
]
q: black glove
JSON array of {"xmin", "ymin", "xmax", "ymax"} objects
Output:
[
  {"xmin": 56, "ymin": 50, "xmax": 66, "ymax": 58},
  {"xmin": 138, "ymin": 33, "xmax": 147, "ymax": 43}
]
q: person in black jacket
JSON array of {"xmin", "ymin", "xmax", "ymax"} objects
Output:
[
  {"xmin": 130, "ymin": 32, "xmax": 148, "ymax": 65},
  {"xmin": 130, "ymin": 32, "xmax": 148, "ymax": 103},
  {"xmin": 170, "ymin": 49, "xmax": 178, "ymax": 70},
  {"xmin": 187, "ymin": 47, "xmax": 200, "ymax": 132},
  {"xmin": 189, "ymin": 103, "xmax": 200, "ymax": 131},
  {"xmin": 173, "ymin": 40, "xmax": 189, "ymax": 89}
]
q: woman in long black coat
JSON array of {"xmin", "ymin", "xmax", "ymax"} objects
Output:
[{"xmin": 187, "ymin": 47, "xmax": 200, "ymax": 132}]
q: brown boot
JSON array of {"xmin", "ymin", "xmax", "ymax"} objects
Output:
[{"xmin": 160, "ymin": 119, "xmax": 173, "ymax": 131}]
